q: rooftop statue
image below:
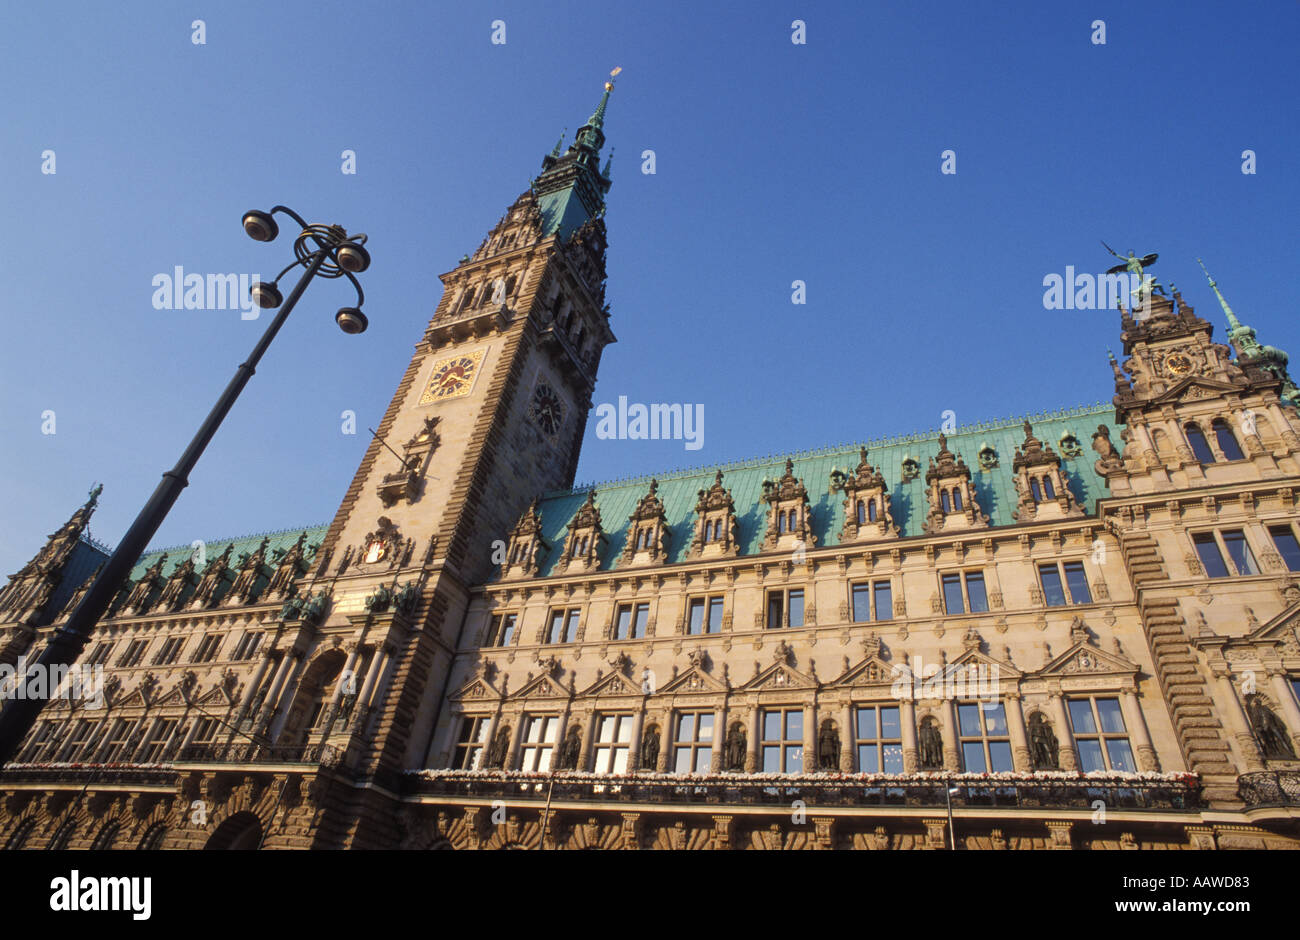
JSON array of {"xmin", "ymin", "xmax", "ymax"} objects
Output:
[{"xmin": 1103, "ymin": 241, "xmax": 1165, "ymax": 303}]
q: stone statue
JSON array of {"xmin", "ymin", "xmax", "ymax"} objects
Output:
[
  {"xmin": 364, "ymin": 584, "xmax": 394, "ymax": 613},
  {"xmin": 724, "ymin": 722, "xmax": 747, "ymax": 771},
  {"xmin": 918, "ymin": 717, "xmax": 944, "ymax": 770},
  {"xmin": 1247, "ymin": 695, "xmax": 1296, "ymax": 760},
  {"xmin": 394, "ymin": 581, "xmax": 420, "ymax": 615},
  {"xmin": 1092, "ymin": 424, "xmax": 1121, "ymax": 470},
  {"xmin": 278, "ymin": 589, "xmax": 303, "ymax": 622},
  {"xmin": 124, "ymin": 553, "xmax": 168, "ymax": 612},
  {"xmin": 300, "ymin": 590, "xmax": 329, "ymax": 625},
  {"xmin": 486, "ymin": 726, "xmax": 510, "ymax": 769},
  {"xmin": 818, "ymin": 719, "xmax": 841, "ymax": 770},
  {"xmin": 640, "ymin": 724, "xmax": 660, "ymax": 770},
  {"xmin": 1028, "ymin": 712, "xmax": 1060, "ymax": 770},
  {"xmin": 557, "ymin": 725, "xmax": 582, "ymax": 770}
]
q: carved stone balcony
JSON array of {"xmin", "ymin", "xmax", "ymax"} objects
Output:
[
  {"xmin": 426, "ymin": 302, "xmax": 511, "ymax": 347},
  {"xmin": 377, "ymin": 469, "xmax": 419, "ymax": 508},
  {"xmin": 1237, "ymin": 770, "xmax": 1300, "ymax": 807}
]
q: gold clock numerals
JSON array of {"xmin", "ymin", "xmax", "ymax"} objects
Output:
[{"xmin": 419, "ymin": 349, "xmax": 485, "ymax": 404}]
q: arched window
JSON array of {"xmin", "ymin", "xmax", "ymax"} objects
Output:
[
  {"xmin": 788, "ymin": 509, "xmax": 798, "ymax": 531},
  {"xmin": 90, "ymin": 821, "xmax": 121, "ymax": 851},
  {"xmin": 867, "ymin": 500, "xmax": 877, "ymax": 522},
  {"xmin": 578, "ymin": 536, "xmax": 588, "ymax": 555},
  {"xmin": 941, "ymin": 491, "xmax": 951, "ymax": 513},
  {"xmin": 505, "ymin": 274, "xmax": 517, "ymax": 296},
  {"xmin": 1213, "ymin": 419, "xmax": 1245, "ymax": 461},
  {"xmin": 778, "ymin": 512, "xmax": 787, "ymax": 534},
  {"xmin": 856, "ymin": 501, "xmax": 866, "ymax": 525},
  {"xmin": 1043, "ymin": 476, "xmax": 1056, "ymax": 499},
  {"xmin": 462, "ymin": 285, "xmax": 477, "ymax": 309},
  {"xmin": 1184, "ymin": 423, "xmax": 1215, "ymax": 464},
  {"xmin": 952, "ymin": 488, "xmax": 963, "ymax": 511},
  {"xmin": 1030, "ymin": 478, "xmax": 1042, "ymax": 502}
]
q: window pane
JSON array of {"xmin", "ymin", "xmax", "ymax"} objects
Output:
[
  {"xmin": 882, "ymin": 744, "xmax": 904, "ymax": 773},
  {"xmin": 1105, "ymin": 738, "xmax": 1136, "ymax": 772},
  {"xmin": 1270, "ymin": 526, "xmax": 1300, "ymax": 572},
  {"xmin": 612, "ymin": 748, "xmax": 629, "ymax": 774},
  {"xmin": 982, "ymin": 703, "xmax": 1008, "ymax": 735},
  {"xmin": 1038, "ymin": 565, "xmax": 1067, "ymax": 606},
  {"xmin": 707, "ymin": 598, "xmax": 724, "ymax": 633},
  {"xmin": 1186, "ymin": 424, "xmax": 1216, "ymax": 464},
  {"xmin": 786, "ymin": 746, "xmax": 803, "ymax": 774},
  {"xmin": 694, "ymin": 748, "xmax": 712, "ymax": 774},
  {"xmin": 965, "ymin": 572, "xmax": 988, "ymax": 612},
  {"xmin": 1063, "ymin": 562, "xmax": 1092, "ymax": 604},
  {"xmin": 880, "ymin": 706, "xmax": 900, "ymax": 739},
  {"xmin": 1068, "ymin": 700, "xmax": 1097, "ymax": 734},
  {"xmin": 675, "ymin": 748, "xmax": 694, "ymax": 774},
  {"xmin": 763, "ymin": 711, "xmax": 781, "ymax": 741},
  {"xmin": 767, "ymin": 594, "xmax": 783, "ymax": 629},
  {"xmin": 615, "ymin": 607, "xmax": 631, "ymax": 640},
  {"xmin": 942, "ymin": 573, "xmax": 965, "ymax": 614},
  {"xmin": 962, "ymin": 741, "xmax": 986, "ymax": 773},
  {"xmin": 565, "ymin": 610, "xmax": 580, "ymax": 641},
  {"xmin": 762, "ymin": 746, "xmax": 781, "ymax": 773},
  {"xmin": 548, "ymin": 612, "xmax": 565, "ymax": 643},
  {"xmin": 633, "ymin": 604, "xmax": 649, "ymax": 638},
  {"xmin": 874, "ymin": 581, "xmax": 893, "ymax": 621},
  {"xmin": 688, "ymin": 599, "xmax": 704, "ymax": 635},
  {"xmin": 1076, "ymin": 739, "xmax": 1105, "ymax": 773},
  {"xmin": 1221, "ymin": 530, "xmax": 1258, "ymax": 575},
  {"xmin": 593, "ymin": 746, "xmax": 610, "ymax": 772},
  {"xmin": 958, "ymin": 703, "xmax": 982, "ymax": 736},
  {"xmin": 858, "ymin": 744, "xmax": 879, "ymax": 773},
  {"xmin": 856, "ymin": 707, "xmax": 876, "ymax": 740},
  {"xmin": 1096, "ymin": 698, "xmax": 1127, "ymax": 734},
  {"xmin": 785, "ymin": 711, "xmax": 802, "ymax": 740},
  {"xmin": 852, "ymin": 584, "xmax": 872, "ymax": 623},
  {"xmin": 788, "ymin": 590, "xmax": 804, "ymax": 628},
  {"xmin": 500, "ymin": 614, "xmax": 516, "ymax": 645},
  {"xmin": 1213, "ymin": 420, "xmax": 1245, "ymax": 461},
  {"xmin": 677, "ymin": 714, "xmax": 694, "ymax": 742},
  {"xmin": 598, "ymin": 716, "xmax": 617, "ymax": 742},
  {"xmin": 1193, "ymin": 533, "xmax": 1230, "ymax": 578},
  {"xmin": 698, "ymin": 714, "xmax": 714, "ymax": 740},
  {"xmin": 989, "ymin": 741, "xmax": 1014, "ymax": 773}
]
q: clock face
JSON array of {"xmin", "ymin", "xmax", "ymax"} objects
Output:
[
  {"xmin": 529, "ymin": 383, "xmax": 565, "ymax": 436},
  {"xmin": 419, "ymin": 350, "xmax": 485, "ymax": 404},
  {"xmin": 1165, "ymin": 352, "xmax": 1193, "ymax": 376}
]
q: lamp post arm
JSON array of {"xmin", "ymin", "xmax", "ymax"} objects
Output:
[{"xmin": 0, "ymin": 249, "xmax": 329, "ymax": 767}]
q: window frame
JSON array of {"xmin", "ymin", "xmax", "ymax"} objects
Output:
[
  {"xmin": 854, "ymin": 704, "xmax": 903, "ymax": 773},
  {"xmin": 672, "ymin": 710, "xmax": 715, "ymax": 774},
  {"xmin": 1067, "ymin": 696, "xmax": 1136, "ymax": 772},
  {"xmin": 759, "ymin": 707, "xmax": 805, "ymax": 774},
  {"xmin": 956, "ymin": 700, "xmax": 1014, "ymax": 773}
]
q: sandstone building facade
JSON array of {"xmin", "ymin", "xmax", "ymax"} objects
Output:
[{"xmin": 2, "ymin": 82, "xmax": 1299, "ymax": 850}]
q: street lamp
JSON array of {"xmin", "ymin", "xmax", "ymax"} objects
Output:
[
  {"xmin": 0, "ymin": 205, "xmax": 371, "ymax": 766},
  {"xmin": 945, "ymin": 784, "xmax": 960, "ymax": 850}
]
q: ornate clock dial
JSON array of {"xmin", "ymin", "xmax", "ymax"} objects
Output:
[
  {"xmin": 529, "ymin": 383, "xmax": 565, "ymax": 437},
  {"xmin": 419, "ymin": 350, "xmax": 484, "ymax": 404},
  {"xmin": 1165, "ymin": 352, "xmax": 1193, "ymax": 376}
]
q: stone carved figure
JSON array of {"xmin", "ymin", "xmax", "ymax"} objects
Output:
[
  {"xmin": 557, "ymin": 725, "xmax": 582, "ymax": 770},
  {"xmin": 640, "ymin": 724, "xmax": 661, "ymax": 770},
  {"xmin": 364, "ymin": 583, "xmax": 394, "ymax": 613},
  {"xmin": 725, "ymin": 722, "xmax": 747, "ymax": 771},
  {"xmin": 818, "ymin": 719, "xmax": 840, "ymax": 770},
  {"xmin": 393, "ymin": 581, "xmax": 420, "ymax": 615},
  {"xmin": 1028, "ymin": 712, "xmax": 1060, "ymax": 770},
  {"xmin": 486, "ymin": 726, "xmax": 511, "ymax": 769},
  {"xmin": 918, "ymin": 716, "xmax": 944, "ymax": 770},
  {"xmin": 278, "ymin": 589, "xmax": 303, "ymax": 622},
  {"xmin": 1247, "ymin": 695, "xmax": 1296, "ymax": 760},
  {"xmin": 300, "ymin": 590, "xmax": 329, "ymax": 625}
]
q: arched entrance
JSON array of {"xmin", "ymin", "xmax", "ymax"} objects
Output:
[
  {"xmin": 279, "ymin": 649, "xmax": 346, "ymax": 755},
  {"xmin": 203, "ymin": 812, "xmax": 262, "ymax": 850}
]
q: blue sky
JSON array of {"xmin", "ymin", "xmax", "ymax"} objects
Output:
[{"xmin": 1, "ymin": 0, "xmax": 1297, "ymax": 576}]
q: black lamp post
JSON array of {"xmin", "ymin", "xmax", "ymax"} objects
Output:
[{"xmin": 0, "ymin": 206, "xmax": 371, "ymax": 766}]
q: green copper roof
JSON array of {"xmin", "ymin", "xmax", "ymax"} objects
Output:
[
  {"xmin": 525, "ymin": 403, "xmax": 1117, "ymax": 577},
  {"xmin": 128, "ymin": 524, "xmax": 330, "ymax": 582}
]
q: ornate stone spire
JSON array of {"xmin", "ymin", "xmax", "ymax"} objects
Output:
[{"xmin": 1198, "ymin": 258, "xmax": 1299, "ymax": 409}]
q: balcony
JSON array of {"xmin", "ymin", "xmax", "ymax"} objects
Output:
[
  {"xmin": 403, "ymin": 770, "xmax": 1203, "ymax": 812},
  {"xmin": 174, "ymin": 742, "xmax": 342, "ymax": 767},
  {"xmin": 1237, "ymin": 771, "xmax": 1300, "ymax": 808}
]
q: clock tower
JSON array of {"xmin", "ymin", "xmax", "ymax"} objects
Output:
[{"xmin": 306, "ymin": 77, "xmax": 620, "ymax": 840}]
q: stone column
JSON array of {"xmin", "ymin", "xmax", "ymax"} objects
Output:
[
  {"xmin": 1048, "ymin": 690, "xmax": 1079, "ymax": 771},
  {"xmin": 1268, "ymin": 671, "xmax": 1300, "ymax": 756},
  {"xmin": 746, "ymin": 705, "xmax": 761, "ymax": 772},
  {"xmin": 256, "ymin": 650, "xmax": 296, "ymax": 731},
  {"xmin": 840, "ymin": 701, "xmax": 855, "ymax": 772},
  {"xmin": 505, "ymin": 711, "xmax": 526, "ymax": 771},
  {"xmin": 711, "ymin": 702, "xmax": 726, "ymax": 773},
  {"xmin": 329, "ymin": 641, "xmax": 364, "ymax": 709},
  {"xmin": 577, "ymin": 707, "xmax": 598, "ymax": 771},
  {"xmin": 234, "ymin": 646, "xmax": 277, "ymax": 726},
  {"xmin": 803, "ymin": 700, "xmax": 817, "ymax": 774},
  {"xmin": 939, "ymin": 699, "xmax": 960, "ymax": 771},
  {"xmin": 477, "ymin": 710, "xmax": 500, "ymax": 771},
  {"xmin": 627, "ymin": 705, "xmax": 645, "ymax": 772},
  {"xmin": 356, "ymin": 643, "xmax": 389, "ymax": 714},
  {"xmin": 657, "ymin": 711, "xmax": 674, "ymax": 772},
  {"xmin": 1005, "ymin": 693, "xmax": 1030, "ymax": 772},
  {"xmin": 1119, "ymin": 688, "xmax": 1162, "ymax": 772},
  {"xmin": 900, "ymin": 698, "xmax": 919, "ymax": 772}
]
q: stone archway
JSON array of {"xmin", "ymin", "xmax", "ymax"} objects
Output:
[
  {"xmin": 279, "ymin": 648, "xmax": 346, "ymax": 754},
  {"xmin": 203, "ymin": 811, "xmax": 263, "ymax": 850}
]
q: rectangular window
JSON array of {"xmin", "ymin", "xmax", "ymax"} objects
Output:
[
  {"xmin": 191, "ymin": 634, "xmax": 222, "ymax": 663},
  {"xmin": 488, "ymin": 613, "xmax": 517, "ymax": 647},
  {"xmin": 852, "ymin": 583, "xmax": 872, "ymax": 623},
  {"xmin": 140, "ymin": 719, "xmax": 177, "ymax": 763},
  {"xmin": 592, "ymin": 714, "xmax": 633, "ymax": 774},
  {"xmin": 1192, "ymin": 532, "xmax": 1231, "ymax": 579},
  {"xmin": 118, "ymin": 639, "xmax": 149, "ymax": 668},
  {"xmin": 1269, "ymin": 525, "xmax": 1300, "ymax": 572},
  {"xmin": 152, "ymin": 636, "xmax": 185, "ymax": 666},
  {"xmin": 451, "ymin": 717, "xmax": 490, "ymax": 769},
  {"xmin": 1291, "ymin": 678, "xmax": 1300, "ymax": 710},
  {"xmin": 613, "ymin": 603, "xmax": 649, "ymax": 640},
  {"xmin": 1221, "ymin": 529, "xmax": 1259, "ymax": 576},
  {"xmin": 964, "ymin": 572, "xmax": 989, "ymax": 613},
  {"xmin": 688, "ymin": 599, "xmax": 705, "ymax": 635},
  {"xmin": 1062, "ymin": 562, "xmax": 1092, "ymax": 604},
  {"xmin": 1038, "ymin": 565, "xmax": 1067, "ymax": 607},
  {"xmin": 873, "ymin": 581, "xmax": 893, "ymax": 621},
  {"xmin": 942, "ymin": 573, "xmax": 965, "ymax": 614},
  {"xmin": 767, "ymin": 592, "xmax": 783, "ymax": 629},
  {"xmin": 707, "ymin": 597, "xmax": 724, "ymax": 633},
  {"xmin": 673, "ymin": 711, "xmax": 715, "ymax": 774},
  {"xmin": 957, "ymin": 701, "xmax": 1013, "ymax": 773},
  {"xmin": 57, "ymin": 719, "xmax": 95, "ymax": 761},
  {"xmin": 21, "ymin": 721, "xmax": 57, "ymax": 762},
  {"xmin": 788, "ymin": 590, "xmax": 804, "ymax": 628},
  {"xmin": 232, "ymin": 631, "xmax": 264, "ymax": 661},
  {"xmin": 854, "ymin": 705, "xmax": 903, "ymax": 773},
  {"xmin": 86, "ymin": 642, "xmax": 114, "ymax": 666},
  {"xmin": 99, "ymin": 719, "xmax": 137, "ymax": 762},
  {"xmin": 1068, "ymin": 697, "xmax": 1135, "ymax": 772},
  {"xmin": 760, "ymin": 708, "xmax": 804, "ymax": 774},
  {"xmin": 519, "ymin": 716, "xmax": 559, "ymax": 772},
  {"xmin": 687, "ymin": 597, "xmax": 724, "ymax": 635},
  {"xmin": 546, "ymin": 609, "xmax": 580, "ymax": 644}
]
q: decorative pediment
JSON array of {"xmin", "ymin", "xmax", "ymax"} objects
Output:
[
  {"xmin": 196, "ymin": 684, "xmax": 230, "ymax": 706},
  {"xmin": 835, "ymin": 447, "xmax": 899, "ymax": 542},
  {"xmin": 689, "ymin": 472, "xmax": 740, "ymax": 558},
  {"xmin": 450, "ymin": 674, "xmax": 500, "ymax": 702},
  {"xmin": 509, "ymin": 672, "xmax": 569, "ymax": 700},
  {"xmin": 657, "ymin": 666, "xmax": 728, "ymax": 696},
  {"xmin": 831, "ymin": 655, "xmax": 896, "ymax": 687},
  {"xmin": 501, "ymin": 500, "xmax": 549, "ymax": 579},
  {"xmin": 922, "ymin": 435, "xmax": 989, "ymax": 534},
  {"xmin": 947, "ymin": 646, "xmax": 1022, "ymax": 680},
  {"xmin": 558, "ymin": 491, "xmax": 606, "ymax": 571},
  {"xmin": 1037, "ymin": 640, "xmax": 1137, "ymax": 677},
  {"xmin": 579, "ymin": 669, "xmax": 644, "ymax": 698},
  {"xmin": 619, "ymin": 480, "xmax": 670, "ymax": 566},
  {"xmin": 741, "ymin": 660, "xmax": 817, "ymax": 692},
  {"xmin": 761, "ymin": 460, "xmax": 817, "ymax": 550}
]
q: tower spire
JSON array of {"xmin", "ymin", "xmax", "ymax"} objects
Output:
[
  {"xmin": 1197, "ymin": 258, "xmax": 1245, "ymax": 335},
  {"xmin": 533, "ymin": 70, "xmax": 621, "ymax": 241},
  {"xmin": 1197, "ymin": 258, "xmax": 1300, "ymax": 409}
]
